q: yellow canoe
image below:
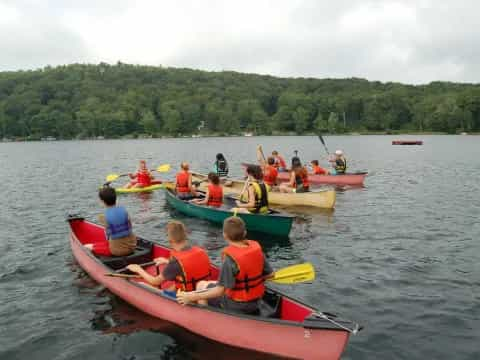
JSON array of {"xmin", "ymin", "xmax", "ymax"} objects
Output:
[{"xmin": 192, "ymin": 173, "xmax": 335, "ymax": 209}]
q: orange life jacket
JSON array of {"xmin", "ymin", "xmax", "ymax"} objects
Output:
[
  {"xmin": 170, "ymin": 246, "xmax": 211, "ymax": 291},
  {"xmin": 312, "ymin": 165, "xmax": 326, "ymax": 175},
  {"xmin": 263, "ymin": 165, "xmax": 278, "ymax": 186},
  {"xmin": 223, "ymin": 240, "xmax": 265, "ymax": 302},
  {"xmin": 294, "ymin": 168, "xmax": 310, "ymax": 189},
  {"xmin": 137, "ymin": 170, "xmax": 152, "ymax": 186},
  {"xmin": 274, "ymin": 155, "xmax": 286, "ymax": 169},
  {"xmin": 176, "ymin": 171, "xmax": 191, "ymax": 193},
  {"xmin": 207, "ymin": 184, "xmax": 223, "ymax": 207}
]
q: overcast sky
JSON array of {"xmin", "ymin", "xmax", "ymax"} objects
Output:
[{"xmin": 0, "ymin": 0, "xmax": 478, "ymax": 84}]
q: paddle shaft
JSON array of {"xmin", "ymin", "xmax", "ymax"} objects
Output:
[
  {"xmin": 318, "ymin": 135, "xmax": 330, "ymax": 155},
  {"xmin": 115, "ymin": 260, "xmax": 157, "ymax": 273}
]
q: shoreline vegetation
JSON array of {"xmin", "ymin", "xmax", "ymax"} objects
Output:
[{"xmin": 1, "ymin": 62, "xmax": 480, "ymax": 141}]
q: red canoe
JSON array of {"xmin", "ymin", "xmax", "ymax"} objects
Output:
[
  {"xmin": 277, "ymin": 171, "xmax": 367, "ymax": 186},
  {"xmin": 392, "ymin": 140, "xmax": 423, "ymax": 145},
  {"xmin": 68, "ymin": 217, "xmax": 361, "ymax": 360}
]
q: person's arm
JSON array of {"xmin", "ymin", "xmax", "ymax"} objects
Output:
[
  {"xmin": 262, "ymin": 254, "xmax": 275, "ymax": 280},
  {"xmin": 188, "ymin": 174, "xmax": 194, "ymax": 194},
  {"xmin": 192, "ymin": 188, "xmax": 209, "ymax": 205},
  {"xmin": 98, "ymin": 214, "xmax": 107, "ymax": 227},
  {"xmin": 127, "ymin": 264, "xmax": 165, "ymax": 286},
  {"xmin": 177, "ymin": 284, "xmax": 225, "ymax": 305},
  {"xmin": 236, "ymin": 186, "xmax": 255, "ymax": 208},
  {"xmin": 289, "ymin": 172, "xmax": 296, "ymax": 187}
]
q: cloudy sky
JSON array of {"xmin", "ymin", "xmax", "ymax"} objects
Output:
[{"xmin": 0, "ymin": 0, "xmax": 478, "ymax": 84}]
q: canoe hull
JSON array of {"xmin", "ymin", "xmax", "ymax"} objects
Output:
[
  {"xmin": 192, "ymin": 173, "xmax": 335, "ymax": 209},
  {"xmin": 165, "ymin": 189, "xmax": 293, "ymax": 237},
  {"xmin": 277, "ymin": 172, "xmax": 366, "ymax": 186},
  {"xmin": 69, "ymin": 220, "xmax": 353, "ymax": 360}
]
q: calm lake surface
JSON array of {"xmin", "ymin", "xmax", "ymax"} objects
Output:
[{"xmin": 0, "ymin": 135, "xmax": 478, "ymax": 360}]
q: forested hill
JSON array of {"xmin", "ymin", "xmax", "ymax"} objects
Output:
[{"xmin": 1, "ymin": 63, "xmax": 480, "ymax": 140}]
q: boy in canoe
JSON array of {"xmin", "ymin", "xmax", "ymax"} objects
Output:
[
  {"xmin": 191, "ymin": 172, "xmax": 223, "ymax": 207},
  {"xmin": 176, "ymin": 162, "xmax": 196, "ymax": 200},
  {"xmin": 234, "ymin": 164, "xmax": 269, "ymax": 214},
  {"xmin": 279, "ymin": 157, "xmax": 310, "ymax": 193},
  {"xmin": 85, "ymin": 186, "xmax": 137, "ymax": 256},
  {"xmin": 263, "ymin": 157, "xmax": 278, "ymax": 187},
  {"xmin": 329, "ymin": 150, "xmax": 347, "ymax": 175},
  {"xmin": 271, "ymin": 150, "xmax": 287, "ymax": 172},
  {"xmin": 125, "ymin": 160, "xmax": 155, "ymax": 188},
  {"xmin": 177, "ymin": 217, "xmax": 274, "ymax": 315},
  {"xmin": 310, "ymin": 160, "xmax": 329, "ymax": 175},
  {"xmin": 127, "ymin": 221, "xmax": 211, "ymax": 294}
]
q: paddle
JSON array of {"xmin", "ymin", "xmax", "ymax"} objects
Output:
[
  {"xmin": 105, "ymin": 262, "xmax": 314, "ymax": 285},
  {"xmin": 105, "ymin": 164, "xmax": 171, "ymax": 184},
  {"xmin": 317, "ymin": 135, "xmax": 330, "ymax": 156}
]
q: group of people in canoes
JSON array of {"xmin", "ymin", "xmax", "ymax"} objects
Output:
[{"xmin": 89, "ymin": 185, "xmax": 272, "ymax": 315}]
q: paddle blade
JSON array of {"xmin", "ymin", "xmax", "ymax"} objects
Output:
[
  {"xmin": 271, "ymin": 263, "xmax": 315, "ymax": 284},
  {"xmin": 156, "ymin": 164, "xmax": 171, "ymax": 172},
  {"xmin": 106, "ymin": 174, "xmax": 120, "ymax": 182}
]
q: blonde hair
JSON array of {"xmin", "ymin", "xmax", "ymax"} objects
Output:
[
  {"xmin": 223, "ymin": 217, "xmax": 247, "ymax": 242},
  {"xmin": 167, "ymin": 220, "xmax": 188, "ymax": 243},
  {"xmin": 181, "ymin": 162, "xmax": 190, "ymax": 171}
]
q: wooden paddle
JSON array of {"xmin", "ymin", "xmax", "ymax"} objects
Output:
[
  {"xmin": 318, "ymin": 135, "xmax": 330, "ymax": 156},
  {"xmin": 105, "ymin": 163, "xmax": 171, "ymax": 183},
  {"xmin": 105, "ymin": 262, "xmax": 314, "ymax": 284}
]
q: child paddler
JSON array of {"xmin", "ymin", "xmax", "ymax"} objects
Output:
[
  {"xmin": 85, "ymin": 186, "xmax": 137, "ymax": 256},
  {"xmin": 127, "ymin": 221, "xmax": 211, "ymax": 294},
  {"xmin": 234, "ymin": 164, "xmax": 269, "ymax": 214},
  {"xmin": 126, "ymin": 160, "xmax": 155, "ymax": 188},
  {"xmin": 190, "ymin": 172, "xmax": 223, "ymax": 207},
  {"xmin": 177, "ymin": 217, "xmax": 274, "ymax": 315},
  {"xmin": 175, "ymin": 162, "xmax": 196, "ymax": 200}
]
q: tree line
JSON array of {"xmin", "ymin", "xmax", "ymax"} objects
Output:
[{"xmin": 1, "ymin": 62, "xmax": 480, "ymax": 139}]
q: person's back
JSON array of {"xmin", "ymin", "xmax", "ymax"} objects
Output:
[
  {"xmin": 207, "ymin": 183, "xmax": 223, "ymax": 207},
  {"xmin": 263, "ymin": 157, "xmax": 278, "ymax": 186},
  {"xmin": 176, "ymin": 162, "xmax": 194, "ymax": 199},
  {"xmin": 311, "ymin": 160, "xmax": 328, "ymax": 175},
  {"xmin": 331, "ymin": 150, "xmax": 347, "ymax": 175},
  {"xmin": 214, "ymin": 153, "xmax": 229, "ymax": 178},
  {"xmin": 249, "ymin": 181, "xmax": 269, "ymax": 214},
  {"xmin": 294, "ymin": 166, "xmax": 310, "ymax": 193}
]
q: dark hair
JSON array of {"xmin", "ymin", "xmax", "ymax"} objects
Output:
[
  {"xmin": 223, "ymin": 217, "xmax": 247, "ymax": 241},
  {"xmin": 272, "ymin": 150, "xmax": 279, "ymax": 156},
  {"xmin": 246, "ymin": 164, "xmax": 263, "ymax": 181},
  {"xmin": 216, "ymin": 153, "xmax": 226, "ymax": 161},
  {"xmin": 99, "ymin": 186, "xmax": 117, "ymax": 206},
  {"xmin": 208, "ymin": 172, "xmax": 220, "ymax": 185},
  {"xmin": 267, "ymin": 156, "xmax": 275, "ymax": 165},
  {"xmin": 291, "ymin": 156, "xmax": 302, "ymax": 169},
  {"xmin": 311, "ymin": 160, "xmax": 319, "ymax": 166}
]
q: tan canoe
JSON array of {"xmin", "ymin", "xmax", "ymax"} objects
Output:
[{"xmin": 192, "ymin": 173, "xmax": 335, "ymax": 209}]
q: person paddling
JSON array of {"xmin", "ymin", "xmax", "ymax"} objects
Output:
[
  {"xmin": 329, "ymin": 150, "xmax": 347, "ymax": 175},
  {"xmin": 177, "ymin": 217, "xmax": 274, "ymax": 315},
  {"xmin": 279, "ymin": 157, "xmax": 310, "ymax": 193},
  {"xmin": 85, "ymin": 186, "xmax": 137, "ymax": 256},
  {"xmin": 176, "ymin": 162, "xmax": 196, "ymax": 200},
  {"xmin": 271, "ymin": 150, "xmax": 287, "ymax": 172},
  {"xmin": 126, "ymin": 160, "xmax": 155, "ymax": 188},
  {"xmin": 214, "ymin": 153, "xmax": 229, "ymax": 179},
  {"xmin": 263, "ymin": 157, "xmax": 278, "ymax": 187},
  {"xmin": 310, "ymin": 160, "xmax": 329, "ymax": 175},
  {"xmin": 191, "ymin": 172, "xmax": 223, "ymax": 207},
  {"xmin": 127, "ymin": 221, "xmax": 211, "ymax": 294},
  {"xmin": 234, "ymin": 164, "xmax": 269, "ymax": 214}
]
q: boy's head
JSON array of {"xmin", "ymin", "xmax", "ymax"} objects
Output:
[
  {"xmin": 139, "ymin": 160, "xmax": 147, "ymax": 169},
  {"xmin": 223, "ymin": 217, "xmax": 247, "ymax": 242},
  {"xmin": 267, "ymin": 157, "xmax": 275, "ymax": 166},
  {"xmin": 181, "ymin": 162, "xmax": 189, "ymax": 171},
  {"xmin": 311, "ymin": 160, "xmax": 319, "ymax": 166},
  {"xmin": 167, "ymin": 220, "xmax": 188, "ymax": 244},
  {"xmin": 216, "ymin": 153, "xmax": 225, "ymax": 161},
  {"xmin": 291, "ymin": 156, "xmax": 302, "ymax": 168},
  {"xmin": 246, "ymin": 164, "xmax": 263, "ymax": 181},
  {"xmin": 272, "ymin": 150, "xmax": 279, "ymax": 156},
  {"xmin": 99, "ymin": 186, "xmax": 117, "ymax": 206},
  {"xmin": 208, "ymin": 172, "xmax": 220, "ymax": 185}
]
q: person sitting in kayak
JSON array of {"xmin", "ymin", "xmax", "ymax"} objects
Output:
[
  {"xmin": 329, "ymin": 150, "xmax": 347, "ymax": 175},
  {"xmin": 127, "ymin": 220, "xmax": 211, "ymax": 294},
  {"xmin": 271, "ymin": 150, "xmax": 287, "ymax": 172},
  {"xmin": 279, "ymin": 157, "xmax": 310, "ymax": 193},
  {"xmin": 310, "ymin": 160, "xmax": 329, "ymax": 175},
  {"xmin": 177, "ymin": 216, "xmax": 274, "ymax": 315},
  {"xmin": 126, "ymin": 160, "xmax": 155, "ymax": 188},
  {"xmin": 176, "ymin": 162, "xmax": 196, "ymax": 200},
  {"xmin": 214, "ymin": 153, "xmax": 229, "ymax": 178},
  {"xmin": 263, "ymin": 157, "xmax": 278, "ymax": 187},
  {"xmin": 191, "ymin": 172, "xmax": 223, "ymax": 207},
  {"xmin": 85, "ymin": 186, "xmax": 137, "ymax": 256},
  {"xmin": 234, "ymin": 164, "xmax": 269, "ymax": 214}
]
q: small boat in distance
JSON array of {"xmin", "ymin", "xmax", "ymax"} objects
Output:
[
  {"xmin": 392, "ymin": 140, "xmax": 423, "ymax": 145},
  {"xmin": 41, "ymin": 136, "xmax": 57, "ymax": 141}
]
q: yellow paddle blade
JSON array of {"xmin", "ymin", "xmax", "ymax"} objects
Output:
[
  {"xmin": 271, "ymin": 263, "xmax": 315, "ymax": 284},
  {"xmin": 106, "ymin": 174, "xmax": 120, "ymax": 182},
  {"xmin": 162, "ymin": 181, "xmax": 176, "ymax": 190},
  {"xmin": 155, "ymin": 164, "xmax": 171, "ymax": 172}
]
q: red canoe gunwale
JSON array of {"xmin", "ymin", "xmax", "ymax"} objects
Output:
[{"xmin": 68, "ymin": 217, "xmax": 361, "ymax": 360}]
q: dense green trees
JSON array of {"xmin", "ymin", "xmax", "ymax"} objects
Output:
[{"xmin": 1, "ymin": 63, "xmax": 480, "ymax": 140}]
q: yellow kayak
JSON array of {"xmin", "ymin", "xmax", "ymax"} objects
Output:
[
  {"xmin": 192, "ymin": 173, "xmax": 335, "ymax": 209},
  {"xmin": 114, "ymin": 183, "xmax": 165, "ymax": 194}
]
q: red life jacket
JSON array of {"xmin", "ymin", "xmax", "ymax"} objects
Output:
[
  {"xmin": 263, "ymin": 165, "xmax": 278, "ymax": 186},
  {"xmin": 223, "ymin": 240, "xmax": 265, "ymax": 302},
  {"xmin": 312, "ymin": 165, "xmax": 326, "ymax": 175},
  {"xmin": 207, "ymin": 184, "xmax": 223, "ymax": 207},
  {"xmin": 294, "ymin": 168, "xmax": 310, "ymax": 189},
  {"xmin": 137, "ymin": 170, "xmax": 152, "ymax": 186},
  {"xmin": 274, "ymin": 155, "xmax": 286, "ymax": 169},
  {"xmin": 170, "ymin": 246, "xmax": 211, "ymax": 291},
  {"xmin": 176, "ymin": 171, "xmax": 191, "ymax": 193}
]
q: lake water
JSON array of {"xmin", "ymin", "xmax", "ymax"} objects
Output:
[{"xmin": 0, "ymin": 135, "xmax": 478, "ymax": 360}]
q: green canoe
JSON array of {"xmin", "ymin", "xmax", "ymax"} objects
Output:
[{"xmin": 164, "ymin": 189, "xmax": 294, "ymax": 237}]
